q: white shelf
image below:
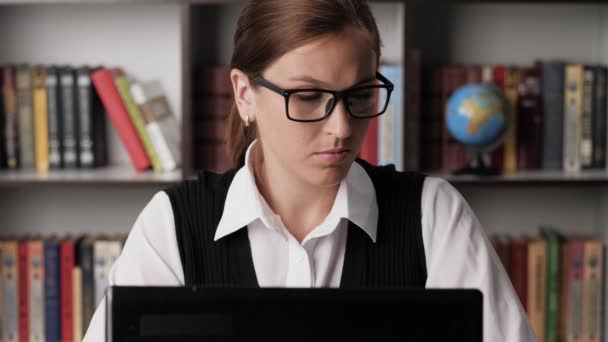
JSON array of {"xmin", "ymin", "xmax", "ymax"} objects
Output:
[
  {"xmin": 0, "ymin": 166, "xmax": 182, "ymax": 186},
  {"xmin": 430, "ymin": 169, "xmax": 608, "ymax": 184}
]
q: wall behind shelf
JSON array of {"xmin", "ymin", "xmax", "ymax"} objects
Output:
[
  {"xmin": 0, "ymin": 185, "xmax": 165, "ymax": 235},
  {"xmin": 416, "ymin": 3, "xmax": 608, "ymax": 66},
  {"xmin": 190, "ymin": 1, "xmax": 405, "ymax": 68},
  {"xmin": 0, "ymin": 3, "xmax": 183, "ymax": 167}
]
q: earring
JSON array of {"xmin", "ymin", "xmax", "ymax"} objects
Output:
[{"xmin": 244, "ymin": 115, "xmax": 250, "ymax": 127}]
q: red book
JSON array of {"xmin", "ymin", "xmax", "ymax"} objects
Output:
[
  {"xmin": 60, "ymin": 240, "xmax": 75, "ymax": 342},
  {"xmin": 91, "ymin": 68, "xmax": 151, "ymax": 172},
  {"xmin": 509, "ymin": 238, "xmax": 528, "ymax": 311},
  {"xmin": 18, "ymin": 242, "xmax": 29, "ymax": 342},
  {"xmin": 491, "ymin": 66, "xmax": 506, "ymax": 171},
  {"xmin": 360, "ymin": 117, "xmax": 378, "ymax": 164},
  {"xmin": 517, "ymin": 66, "xmax": 542, "ymax": 170},
  {"xmin": 441, "ymin": 66, "xmax": 467, "ymax": 173}
]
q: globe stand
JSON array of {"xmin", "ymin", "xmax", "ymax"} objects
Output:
[{"xmin": 453, "ymin": 151, "xmax": 500, "ymax": 176}]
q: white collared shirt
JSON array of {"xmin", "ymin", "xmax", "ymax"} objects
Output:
[{"xmin": 83, "ymin": 140, "xmax": 537, "ymax": 341}]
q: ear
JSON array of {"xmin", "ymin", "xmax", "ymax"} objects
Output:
[{"xmin": 231, "ymin": 68, "xmax": 256, "ymax": 122}]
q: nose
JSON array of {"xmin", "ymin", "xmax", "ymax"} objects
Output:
[{"xmin": 325, "ymin": 97, "xmax": 352, "ymax": 139}]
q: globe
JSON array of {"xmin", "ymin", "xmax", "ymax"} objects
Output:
[{"xmin": 445, "ymin": 83, "xmax": 511, "ymax": 175}]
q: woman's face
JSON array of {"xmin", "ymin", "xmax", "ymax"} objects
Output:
[{"xmin": 252, "ymin": 27, "xmax": 378, "ymax": 188}]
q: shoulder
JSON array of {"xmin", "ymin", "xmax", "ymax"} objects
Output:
[
  {"xmin": 163, "ymin": 168, "xmax": 240, "ymax": 203},
  {"xmin": 419, "ymin": 177, "xmax": 479, "ymax": 245},
  {"xmin": 135, "ymin": 191, "xmax": 176, "ymax": 247}
]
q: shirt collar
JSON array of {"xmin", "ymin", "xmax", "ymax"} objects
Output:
[{"xmin": 214, "ymin": 140, "xmax": 378, "ymax": 242}]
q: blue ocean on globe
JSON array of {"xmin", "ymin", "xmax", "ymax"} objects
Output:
[{"xmin": 446, "ymin": 84, "xmax": 509, "ymax": 150}]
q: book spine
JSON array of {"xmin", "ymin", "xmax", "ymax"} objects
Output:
[
  {"xmin": 76, "ymin": 68, "xmax": 95, "ymax": 168},
  {"xmin": 91, "ymin": 67, "xmax": 108, "ymax": 168},
  {"xmin": 3, "ymin": 66, "xmax": 18, "ymax": 169},
  {"xmin": 559, "ymin": 243, "xmax": 570, "ymax": 342},
  {"xmin": 516, "ymin": 66, "xmax": 542, "ymax": 170},
  {"xmin": 541, "ymin": 62, "xmax": 565, "ymax": 170},
  {"xmin": 28, "ymin": 241, "xmax": 45, "ymax": 342},
  {"xmin": 509, "ymin": 240, "xmax": 528, "ymax": 311},
  {"xmin": 93, "ymin": 241, "xmax": 108, "ymax": 308},
  {"xmin": 33, "ymin": 67, "xmax": 49, "ymax": 172},
  {"xmin": 567, "ymin": 240, "xmax": 585, "ymax": 341},
  {"xmin": 78, "ymin": 240, "xmax": 94, "ymax": 335},
  {"xmin": 17, "ymin": 242, "xmax": 29, "ymax": 342},
  {"xmin": 503, "ymin": 67, "xmax": 519, "ymax": 173},
  {"xmin": 404, "ymin": 48, "xmax": 421, "ymax": 171},
  {"xmin": 527, "ymin": 239, "xmax": 547, "ymax": 342},
  {"xmin": 72, "ymin": 267, "xmax": 83, "ymax": 342},
  {"xmin": 491, "ymin": 66, "xmax": 506, "ymax": 171},
  {"xmin": 44, "ymin": 241, "xmax": 61, "ymax": 342},
  {"xmin": 545, "ymin": 234, "xmax": 560, "ymax": 342},
  {"xmin": 581, "ymin": 67, "xmax": 594, "ymax": 169},
  {"xmin": 90, "ymin": 68, "xmax": 150, "ymax": 172},
  {"xmin": 592, "ymin": 66, "xmax": 607, "ymax": 169},
  {"xmin": 60, "ymin": 67, "xmax": 79, "ymax": 168},
  {"xmin": 564, "ymin": 64, "xmax": 584, "ymax": 173},
  {"xmin": 582, "ymin": 240, "xmax": 603, "ymax": 342},
  {"xmin": 60, "ymin": 241, "xmax": 74, "ymax": 342},
  {"xmin": 131, "ymin": 82, "xmax": 180, "ymax": 172},
  {"xmin": 16, "ymin": 65, "xmax": 35, "ymax": 169},
  {"xmin": 2, "ymin": 242, "xmax": 19, "ymax": 342},
  {"xmin": 47, "ymin": 67, "xmax": 63, "ymax": 169},
  {"xmin": 113, "ymin": 70, "xmax": 162, "ymax": 172}
]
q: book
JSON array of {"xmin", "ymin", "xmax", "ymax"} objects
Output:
[
  {"xmin": 3, "ymin": 66, "xmax": 18, "ymax": 169},
  {"xmin": 591, "ymin": 66, "xmax": 607, "ymax": 169},
  {"xmin": 47, "ymin": 66, "xmax": 63, "ymax": 169},
  {"xmin": 43, "ymin": 239, "xmax": 61, "ymax": 342},
  {"xmin": 77, "ymin": 66, "xmax": 108, "ymax": 168},
  {"xmin": 540, "ymin": 61, "xmax": 565, "ymax": 171},
  {"xmin": 32, "ymin": 67, "xmax": 49, "ymax": 172},
  {"xmin": 503, "ymin": 67, "xmax": 519, "ymax": 173},
  {"xmin": 564, "ymin": 64, "xmax": 584, "ymax": 173},
  {"xmin": 581, "ymin": 67, "xmax": 594, "ymax": 169},
  {"xmin": 527, "ymin": 237, "xmax": 547, "ymax": 342},
  {"xmin": 130, "ymin": 80, "xmax": 181, "ymax": 172},
  {"xmin": 516, "ymin": 66, "xmax": 542, "ymax": 170},
  {"xmin": 72, "ymin": 266, "xmax": 83, "ymax": 342},
  {"xmin": 582, "ymin": 239, "xmax": 602, "ymax": 342},
  {"xmin": 60, "ymin": 239, "xmax": 75, "ymax": 342},
  {"xmin": 18, "ymin": 240, "xmax": 29, "ymax": 342},
  {"xmin": 90, "ymin": 68, "xmax": 151, "ymax": 172},
  {"xmin": 27, "ymin": 240, "xmax": 45, "ymax": 342},
  {"xmin": 112, "ymin": 68, "xmax": 162, "ymax": 173},
  {"xmin": 59, "ymin": 66, "xmax": 79, "ymax": 169},
  {"xmin": 1, "ymin": 240, "xmax": 19, "ymax": 342},
  {"xmin": 16, "ymin": 65, "xmax": 35, "ymax": 169}
]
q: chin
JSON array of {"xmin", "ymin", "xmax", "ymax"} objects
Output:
[{"xmin": 308, "ymin": 160, "xmax": 353, "ymax": 187}]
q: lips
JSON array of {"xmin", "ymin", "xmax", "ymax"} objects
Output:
[
  {"xmin": 317, "ymin": 148, "xmax": 350, "ymax": 154},
  {"xmin": 315, "ymin": 148, "xmax": 350, "ymax": 164}
]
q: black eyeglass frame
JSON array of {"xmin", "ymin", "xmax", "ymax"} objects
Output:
[{"xmin": 253, "ymin": 71, "xmax": 394, "ymax": 123}]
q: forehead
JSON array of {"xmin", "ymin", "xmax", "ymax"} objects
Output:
[{"xmin": 264, "ymin": 27, "xmax": 378, "ymax": 89}]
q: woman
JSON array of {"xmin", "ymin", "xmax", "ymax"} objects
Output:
[{"xmin": 83, "ymin": 0, "xmax": 536, "ymax": 341}]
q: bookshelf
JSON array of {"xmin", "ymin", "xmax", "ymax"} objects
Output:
[
  {"xmin": 0, "ymin": 1, "xmax": 406, "ymax": 226},
  {"xmin": 409, "ymin": 1, "xmax": 608, "ymax": 340},
  {"xmin": 1, "ymin": 0, "xmax": 606, "ymax": 339}
]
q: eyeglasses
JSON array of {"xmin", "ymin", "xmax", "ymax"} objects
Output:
[{"xmin": 253, "ymin": 72, "xmax": 394, "ymax": 123}]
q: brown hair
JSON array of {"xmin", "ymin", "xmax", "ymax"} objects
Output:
[{"xmin": 226, "ymin": 0, "xmax": 382, "ymax": 168}]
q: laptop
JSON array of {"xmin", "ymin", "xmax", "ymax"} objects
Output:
[{"xmin": 106, "ymin": 286, "xmax": 483, "ymax": 341}]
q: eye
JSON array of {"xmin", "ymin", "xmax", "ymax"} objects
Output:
[
  {"xmin": 293, "ymin": 92, "xmax": 323, "ymax": 102},
  {"xmin": 351, "ymin": 90, "xmax": 374, "ymax": 100}
]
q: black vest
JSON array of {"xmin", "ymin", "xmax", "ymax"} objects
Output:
[{"xmin": 163, "ymin": 159, "xmax": 428, "ymax": 288}]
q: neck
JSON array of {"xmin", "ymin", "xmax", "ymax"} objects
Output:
[{"xmin": 252, "ymin": 148, "xmax": 339, "ymax": 243}]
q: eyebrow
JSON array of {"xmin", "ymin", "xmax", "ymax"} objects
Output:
[{"xmin": 287, "ymin": 75, "xmax": 376, "ymax": 89}]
